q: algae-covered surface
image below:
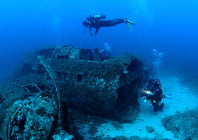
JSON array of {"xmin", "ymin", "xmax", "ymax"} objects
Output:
[{"xmin": 0, "ymin": 46, "xmax": 198, "ymax": 140}]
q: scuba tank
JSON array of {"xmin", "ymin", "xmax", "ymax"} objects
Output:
[
  {"xmin": 89, "ymin": 14, "xmax": 106, "ymax": 23},
  {"xmin": 91, "ymin": 14, "xmax": 106, "ymax": 19}
]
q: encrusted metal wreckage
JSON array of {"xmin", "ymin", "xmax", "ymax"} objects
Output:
[{"xmin": 0, "ymin": 45, "xmax": 148, "ymax": 140}]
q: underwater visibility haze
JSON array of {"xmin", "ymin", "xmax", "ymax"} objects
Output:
[
  {"xmin": 0, "ymin": 0, "xmax": 198, "ymax": 139},
  {"xmin": 0, "ymin": 0, "xmax": 198, "ymax": 80}
]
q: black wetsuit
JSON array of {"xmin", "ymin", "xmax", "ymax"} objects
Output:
[
  {"xmin": 145, "ymin": 79, "xmax": 164, "ymax": 112},
  {"xmin": 91, "ymin": 19, "xmax": 125, "ymax": 27},
  {"xmin": 83, "ymin": 15, "xmax": 126, "ymax": 35}
]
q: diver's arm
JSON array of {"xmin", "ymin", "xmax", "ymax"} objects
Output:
[
  {"xmin": 89, "ymin": 26, "xmax": 93, "ymax": 36},
  {"xmin": 146, "ymin": 95, "xmax": 152, "ymax": 100},
  {"xmin": 94, "ymin": 28, "xmax": 99, "ymax": 35}
]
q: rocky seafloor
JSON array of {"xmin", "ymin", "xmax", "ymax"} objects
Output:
[{"xmin": 162, "ymin": 109, "xmax": 198, "ymax": 140}]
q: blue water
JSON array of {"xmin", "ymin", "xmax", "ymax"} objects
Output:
[{"xmin": 0, "ymin": 0, "xmax": 198, "ymax": 81}]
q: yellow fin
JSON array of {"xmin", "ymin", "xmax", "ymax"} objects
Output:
[{"xmin": 126, "ymin": 22, "xmax": 133, "ymax": 32}]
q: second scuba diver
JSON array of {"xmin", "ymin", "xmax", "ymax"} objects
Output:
[{"xmin": 143, "ymin": 79, "xmax": 164, "ymax": 112}]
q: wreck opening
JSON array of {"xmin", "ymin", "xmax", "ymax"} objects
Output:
[
  {"xmin": 25, "ymin": 85, "xmax": 40, "ymax": 93},
  {"xmin": 116, "ymin": 81, "xmax": 139, "ymax": 107},
  {"xmin": 76, "ymin": 74, "xmax": 83, "ymax": 82}
]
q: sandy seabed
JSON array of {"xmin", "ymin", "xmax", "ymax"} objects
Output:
[{"xmin": 95, "ymin": 74, "xmax": 198, "ymax": 139}]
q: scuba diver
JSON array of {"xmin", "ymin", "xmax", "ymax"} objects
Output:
[
  {"xmin": 92, "ymin": 48, "xmax": 111, "ymax": 61},
  {"xmin": 143, "ymin": 79, "xmax": 164, "ymax": 112},
  {"xmin": 83, "ymin": 14, "xmax": 136, "ymax": 36}
]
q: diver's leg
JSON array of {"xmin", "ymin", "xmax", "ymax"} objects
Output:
[
  {"xmin": 153, "ymin": 102, "xmax": 164, "ymax": 112},
  {"xmin": 110, "ymin": 19, "xmax": 136, "ymax": 25},
  {"xmin": 109, "ymin": 19, "xmax": 125, "ymax": 26},
  {"xmin": 97, "ymin": 19, "xmax": 125, "ymax": 27}
]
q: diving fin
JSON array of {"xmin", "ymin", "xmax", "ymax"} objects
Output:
[
  {"xmin": 125, "ymin": 19, "xmax": 136, "ymax": 32},
  {"xmin": 127, "ymin": 19, "xmax": 136, "ymax": 25},
  {"xmin": 126, "ymin": 22, "xmax": 133, "ymax": 32}
]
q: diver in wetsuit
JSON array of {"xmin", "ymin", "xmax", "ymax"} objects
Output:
[
  {"xmin": 143, "ymin": 79, "xmax": 164, "ymax": 112},
  {"xmin": 83, "ymin": 14, "xmax": 136, "ymax": 36}
]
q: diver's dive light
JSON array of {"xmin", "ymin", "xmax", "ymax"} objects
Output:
[{"xmin": 143, "ymin": 90, "xmax": 154, "ymax": 95}]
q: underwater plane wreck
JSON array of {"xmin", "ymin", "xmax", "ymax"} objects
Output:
[{"xmin": 0, "ymin": 45, "xmax": 149, "ymax": 139}]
